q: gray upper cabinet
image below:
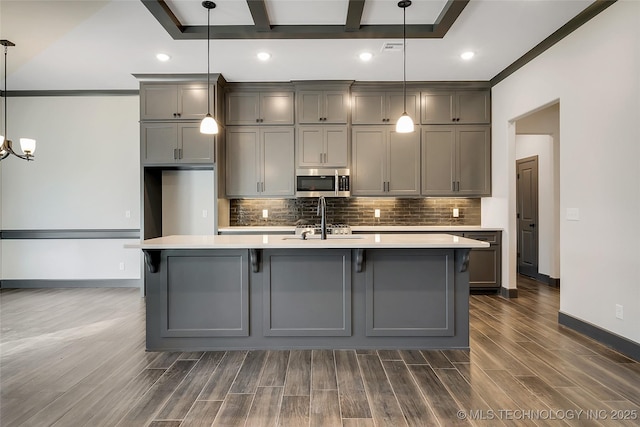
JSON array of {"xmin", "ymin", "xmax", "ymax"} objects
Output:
[
  {"xmin": 141, "ymin": 122, "xmax": 215, "ymax": 165},
  {"xmin": 421, "ymin": 125, "xmax": 490, "ymax": 197},
  {"xmin": 297, "ymin": 126, "xmax": 348, "ymax": 168},
  {"xmin": 226, "ymin": 92, "xmax": 294, "ymax": 125},
  {"xmin": 421, "ymin": 90, "xmax": 490, "ymax": 124},
  {"xmin": 226, "ymin": 127, "xmax": 294, "ymax": 197},
  {"xmin": 141, "ymin": 83, "xmax": 213, "ymax": 120},
  {"xmin": 352, "ymin": 126, "xmax": 420, "ymax": 196},
  {"xmin": 351, "ymin": 91, "xmax": 419, "ymax": 125},
  {"xmin": 297, "ymin": 90, "xmax": 349, "ymax": 124}
]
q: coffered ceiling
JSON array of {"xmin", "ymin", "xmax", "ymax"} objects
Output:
[{"xmin": 0, "ymin": 0, "xmax": 606, "ymax": 91}]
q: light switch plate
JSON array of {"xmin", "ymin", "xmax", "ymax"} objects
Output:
[{"xmin": 566, "ymin": 208, "xmax": 580, "ymax": 221}]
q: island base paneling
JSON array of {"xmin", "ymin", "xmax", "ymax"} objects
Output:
[{"xmin": 144, "ymin": 248, "xmax": 470, "ymax": 351}]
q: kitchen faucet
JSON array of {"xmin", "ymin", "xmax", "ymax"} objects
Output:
[{"xmin": 317, "ymin": 196, "xmax": 327, "ymax": 240}]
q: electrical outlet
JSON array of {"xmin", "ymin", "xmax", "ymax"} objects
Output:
[
  {"xmin": 262, "ymin": 209, "xmax": 269, "ymax": 219},
  {"xmin": 566, "ymin": 208, "xmax": 580, "ymax": 221},
  {"xmin": 119, "ymin": 262, "xmax": 125, "ymax": 271},
  {"xmin": 374, "ymin": 209, "xmax": 381, "ymax": 218},
  {"xmin": 615, "ymin": 304, "xmax": 623, "ymax": 319},
  {"xmin": 453, "ymin": 208, "xmax": 459, "ymax": 218},
  {"xmin": 125, "ymin": 210, "xmax": 131, "ymax": 218},
  {"xmin": 202, "ymin": 209, "xmax": 208, "ymax": 218}
]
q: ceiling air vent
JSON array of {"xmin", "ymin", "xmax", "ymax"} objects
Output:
[{"xmin": 381, "ymin": 41, "xmax": 404, "ymax": 52}]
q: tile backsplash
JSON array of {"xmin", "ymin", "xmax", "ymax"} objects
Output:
[{"xmin": 229, "ymin": 198, "xmax": 480, "ymax": 226}]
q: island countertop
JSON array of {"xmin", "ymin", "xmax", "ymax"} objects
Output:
[{"xmin": 128, "ymin": 233, "xmax": 489, "ymax": 250}]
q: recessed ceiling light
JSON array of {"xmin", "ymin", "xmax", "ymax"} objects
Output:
[
  {"xmin": 257, "ymin": 52, "xmax": 271, "ymax": 61},
  {"xmin": 359, "ymin": 52, "xmax": 373, "ymax": 62},
  {"xmin": 156, "ymin": 53, "xmax": 171, "ymax": 62},
  {"xmin": 460, "ymin": 51, "xmax": 475, "ymax": 60}
]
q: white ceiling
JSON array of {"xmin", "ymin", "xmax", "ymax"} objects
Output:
[{"xmin": 0, "ymin": 0, "xmax": 595, "ymax": 91}]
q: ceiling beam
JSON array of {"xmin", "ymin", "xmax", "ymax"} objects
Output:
[
  {"xmin": 141, "ymin": 0, "xmax": 468, "ymax": 40},
  {"xmin": 345, "ymin": 0, "xmax": 365, "ymax": 32},
  {"xmin": 246, "ymin": 0, "xmax": 272, "ymax": 32}
]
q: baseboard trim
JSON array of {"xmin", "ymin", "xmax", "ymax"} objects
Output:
[
  {"xmin": 558, "ymin": 311, "xmax": 639, "ymax": 362},
  {"xmin": 0, "ymin": 279, "xmax": 142, "ymax": 289},
  {"xmin": 501, "ymin": 287, "xmax": 518, "ymax": 298},
  {"xmin": 0, "ymin": 229, "xmax": 140, "ymax": 239},
  {"xmin": 520, "ymin": 271, "xmax": 560, "ymax": 288}
]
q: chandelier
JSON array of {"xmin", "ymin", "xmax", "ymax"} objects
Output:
[{"xmin": 1, "ymin": 40, "xmax": 36, "ymax": 161}]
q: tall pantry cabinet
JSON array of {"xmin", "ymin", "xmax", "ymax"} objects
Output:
[{"xmin": 136, "ymin": 74, "xmax": 227, "ymax": 239}]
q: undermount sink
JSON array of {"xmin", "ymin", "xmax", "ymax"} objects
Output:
[{"xmin": 281, "ymin": 235, "xmax": 364, "ymax": 240}]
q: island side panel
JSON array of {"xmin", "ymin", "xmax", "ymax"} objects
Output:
[
  {"xmin": 262, "ymin": 249, "xmax": 351, "ymax": 336},
  {"xmin": 364, "ymin": 249, "xmax": 455, "ymax": 336}
]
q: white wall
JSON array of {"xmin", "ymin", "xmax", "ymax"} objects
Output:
[
  {"xmin": 1, "ymin": 96, "xmax": 141, "ymax": 282},
  {"xmin": 487, "ymin": 0, "xmax": 640, "ymax": 343},
  {"xmin": 162, "ymin": 170, "xmax": 215, "ymax": 236},
  {"xmin": 515, "ymin": 134, "xmax": 558, "ymax": 279}
]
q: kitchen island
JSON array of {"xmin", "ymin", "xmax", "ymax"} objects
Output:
[{"xmin": 132, "ymin": 234, "xmax": 488, "ymax": 351}]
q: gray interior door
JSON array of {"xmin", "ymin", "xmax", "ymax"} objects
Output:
[{"xmin": 517, "ymin": 156, "xmax": 539, "ymax": 278}]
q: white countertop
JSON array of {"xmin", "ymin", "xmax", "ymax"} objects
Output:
[
  {"xmin": 218, "ymin": 225, "xmax": 502, "ymax": 233},
  {"xmin": 128, "ymin": 233, "xmax": 490, "ymax": 250}
]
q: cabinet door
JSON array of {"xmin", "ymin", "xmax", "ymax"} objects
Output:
[
  {"xmin": 352, "ymin": 92, "xmax": 386, "ymax": 124},
  {"xmin": 387, "ymin": 92, "xmax": 419, "ymax": 125},
  {"xmin": 464, "ymin": 232, "xmax": 501, "ymax": 289},
  {"xmin": 178, "ymin": 123, "xmax": 215, "ymax": 164},
  {"xmin": 141, "ymin": 85, "xmax": 178, "ymax": 120},
  {"xmin": 226, "ymin": 128, "xmax": 261, "ymax": 196},
  {"xmin": 456, "ymin": 91, "xmax": 490, "ymax": 124},
  {"xmin": 178, "ymin": 84, "xmax": 211, "ymax": 120},
  {"xmin": 388, "ymin": 129, "xmax": 421, "ymax": 195},
  {"xmin": 324, "ymin": 91, "xmax": 349, "ymax": 123},
  {"xmin": 262, "ymin": 127, "xmax": 295, "ymax": 196},
  {"xmin": 421, "ymin": 126, "xmax": 456, "ymax": 196},
  {"xmin": 297, "ymin": 91, "xmax": 323, "ymax": 123},
  {"xmin": 226, "ymin": 92, "xmax": 260, "ymax": 125},
  {"xmin": 260, "ymin": 92, "xmax": 294, "ymax": 124},
  {"xmin": 141, "ymin": 122, "xmax": 178, "ymax": 164},
  {"xmin": 421, "ymin": 92, "xmax": 454, "ymax": 124},
  {"xmin": 457, "ymin": 126, "xmax": 490, "ymax": 196},
  {"xmin": 324, "ymin": 126, "xmax": 349, "ymax": 167},
  {"xmin": 297, "ymin": 127, "xmax": 324, "ymax": 166},
  {"xmin": 352, "ymin": 127, "xmax": 386, "ymax": 195}
]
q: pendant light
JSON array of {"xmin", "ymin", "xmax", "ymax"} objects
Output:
[
  {"xmin": 396, "ymin": 1, "xmax": 415, "ymax": 133},
  {"xmin": 1, "ymin": 40, "xmax": 36, "ymax": 161},
  {"xmin": 200, "ymin": 1, "xmax": 219, "ymax": 135}
]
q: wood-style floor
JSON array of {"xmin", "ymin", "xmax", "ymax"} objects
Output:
[{"xmin": 1, "ymin": 277, "xmax": 638, "ymax": 427}]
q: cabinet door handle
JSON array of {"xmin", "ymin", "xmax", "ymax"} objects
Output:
[
  {"xmin": 178, "ymin": 148, "xmax": 183, "ymax": 159},
  {"xmin": 176, "ymin": 113, "xmax": 181, "ymax": 118},
  {"xmin": 173, "ymin": 148, "xmax": 178, "ymax": 160},
  {"xmin": 256, "ymin": 118, "xmax": 260, "ymax": 123},
  {"xmin": 257, "ymin": 182, "xmax": 261, "ymax": 193},
  {"xmin": 262, "ymin": 182, "xmax": 265, "ymax": 192}
]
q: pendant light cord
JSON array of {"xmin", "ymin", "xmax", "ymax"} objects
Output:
[
  {"xmin": 402, "ymin": 4, "xmax": 407, "ymax": 113},
  {"xmin": 3, "ymin": 45, "xmax": 7, "ymax": 139},
  {"xmin": 206, "ymin": 6, "xmax": 211, "ymax": 115}
]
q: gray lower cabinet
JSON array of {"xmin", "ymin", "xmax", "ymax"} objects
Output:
[
  {"xmin": 226, "ymin": 127, "xmax": 295, "ymax": 197},
  {"xmin": 262, "ymin": 249, "xmax": 351, "ymax": 336},
  {"xmin": 421, "ymin": 125, "xmax": 490, "ymax": 197},
  {"xmin": 464, "ymin": 231, "xmax": 502, "ymax": 290},
  {"xmin": 352, "ymin": 126, "xmax": 421, "ymax": 196},
  {"xmin": 160, "ymin": 250, "xmax": 249, "ymax": 337},
  {"xmin": 421, "ymin": 90, "xmax": 490, "ymax": 124},
  {"xmin": 365, "ymin": 249, "xmax": 455, "ymax": 336},
  {"xmin": 141, "ymin": 122, "xmax": 215, "ymax": 165},
  {"xmin": 297, "ymin": 125, "xmax": 348, "ymax": 168}
]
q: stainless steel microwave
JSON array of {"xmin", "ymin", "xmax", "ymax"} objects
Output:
[{"xmin": 295, "ymin": 169, "xmax": 350, "ymax": 197}]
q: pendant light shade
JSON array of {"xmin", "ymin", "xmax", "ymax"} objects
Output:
[
  {"xmin": 396, "ymin": 113, "xmax": 414, "ymax": 133},
  {"xmin": 200, "ymin": 1, "xmax": 219, "ymax": 135},
  {"xmin": 200, "ymin": 113, "xmax": 219, "ymax": 134},
  {"xmin": 396, "ymin": 0, "xmax": 415, "ymax": 134},
  {"xmin": 1, "ymin": 40, "xmax": 36, "ymax": 161}
]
